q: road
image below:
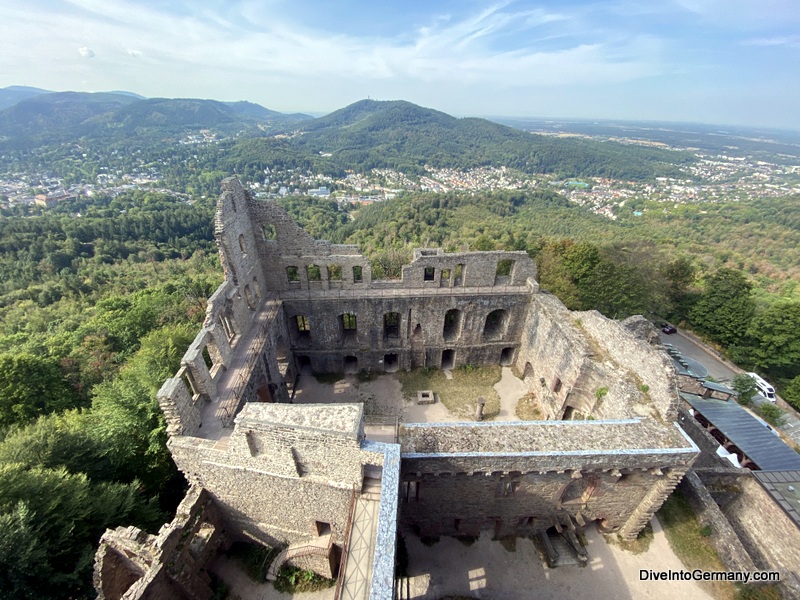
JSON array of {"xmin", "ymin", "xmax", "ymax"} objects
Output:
[{"xmin": 660, "ymin": 330, "xmax": 800, "ymax": 446}]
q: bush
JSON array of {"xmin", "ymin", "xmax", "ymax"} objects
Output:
[
  {"xmin": 274, "ymin": 566, "xmax": 335, "ymax": 593},
  {"xmin": 758, "ymin": 403, "xmax": 785, "ymax": 427}
]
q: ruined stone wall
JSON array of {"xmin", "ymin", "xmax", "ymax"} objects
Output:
[
  {"xmin": 575, "ymin": 313, "xmax": 678, "ymax": 422},
  {"xmin": 168, "ymin": 404, "xmax": 373, "ymax": 548},
  {"xmin": 710, "ymin": 473, "xmax": 800, "ymax": 598},
  {"xmin": 513, "ymin": 293, "xmax": 593, "ymax": 419},
  {"xmin": 281, "ymin": 290, "xmax": 531, "ymax": 373},
  {"xmin": 678, "ymin": 470, "xmax": 756, "ymax": 573},
  {"xmin": 94, "ymin": 487, "xmax": 226, "ymax": 600},
  {"xmin": 398, "ymin": 420, "xmax": 697, "ymax": 539}
]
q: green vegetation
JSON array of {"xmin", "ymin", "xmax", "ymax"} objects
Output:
[
  {"xmin": 225, "ymin": 540, "xmax": 279, "ymax": 583},
  {"xmin": 732, "ymin": 374, "xmax": 758, "ymax": 406},
  {"xmin": 610, "ymin": 521, "xmax": 654, "ymax": 554},
  {"xmin": 398, "ymin": 366, "xmax": 502, "ymax": 420},
  {"xmin": 0, "ymin": 96, "xmax": 798, "ymax": 597},
  {"xmin": 515, "ymin": 393, "xmax": 542, "ymax": 420},
  {"xmin": 657, "ymin": 491, "xmax": 736, "ymax": 600},
  {"xmin": 0, "ymin": 188, "xmax": 220, "ymax": 597},
  {"xmin": 658, "ymin": 491, "xmax": 782, "ymax": 600},
  {"xmin": 274, "ymin": 566, "xmax": 335, "ymax": 594}
]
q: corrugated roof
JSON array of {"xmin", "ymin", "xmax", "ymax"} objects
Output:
[{"xmin": 683, "ymin": 393, "xmax": 800, "ymax": 471}]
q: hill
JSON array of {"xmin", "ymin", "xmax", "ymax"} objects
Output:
[
  {"xmin": 0, "ymin": 93, "xmax": 312, "ymax": 147},
  {"xmin": 0, "ymin": 91, "xmax": 138, "ymax": 141},
  {"xmin": 0, "ymin": 85, "xmax": 52, "ymax": 110},
  {"xmin": 286, "ymin": 99, "xmax": 697, "ymax": 180}
]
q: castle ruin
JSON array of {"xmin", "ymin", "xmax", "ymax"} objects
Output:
[{"xmin": 95, "ymin": 177, "xmax": 699, "ymax": 600}]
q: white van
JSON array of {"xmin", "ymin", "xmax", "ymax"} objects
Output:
[{"xmin": 745, "ymin": 372, "xmax": 776, "ymax": 402}]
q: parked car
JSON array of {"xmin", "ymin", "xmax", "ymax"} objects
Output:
[{"xmin": 662, "ymin": 324, "xmax": 677, "ymax": 334}]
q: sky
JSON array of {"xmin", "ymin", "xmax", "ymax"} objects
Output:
[{"xmin": 1, "ymin": 0, "xmax": 799, "ymax": 130}]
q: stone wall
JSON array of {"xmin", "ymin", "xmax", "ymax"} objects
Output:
[
  {"xmin": 169, "ymin": 403, "xmax": 379, "ymax": 548},
  {"xmin": 706, "ymin": 472, "xmax": 800, "ymax": 598},
  {"xmin": 678, "ymin": 470, "xmax": 756, "ymax": 573},
  {"xmin": 94, "ymin": 486, "xmax": 227, "ymax": 600},
  {"xmin": 281, "ymin": 290, "xmax": 531, "ymax": 373},
  {"xmin": 398, "ymin": 419, "xmax": 697, "ymax": 540}
]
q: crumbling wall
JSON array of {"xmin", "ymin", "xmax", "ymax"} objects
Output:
[
  {"xmin": 281, "ymin": 290, "xmax": 531, "ymax": 373},
  {"xmin": 514, "ymin": 293, "xmax": 593, "ymax": 419},
  {"xmin": 94, "ymin": 487, "xmax": 226, "ymax": 600},
  {"xmin": 678, "ymin": 470, "xmax": 756, "ymax": 572},
  {"xmin": 575, "ymin": 312, "xmax": 678, "ymax": 422}
]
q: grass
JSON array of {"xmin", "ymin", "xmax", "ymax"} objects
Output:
[
  {"xmin": 657, "ymin": 491, "xmax": 735, "ymax": 600},
  {"xmin": 273, "ymin": 566, "xmax": 336, "ymax": 594},
  {"xmin": 398, "ymin": 365, "xmax": 502, "ymax": 419},
  {"xmin": 515, "ymin": 392, "xmax": 543, "ymax": 420},
  {"xmin": 314, "ymin": 372, "xmax": 344, "ymax": 385}
]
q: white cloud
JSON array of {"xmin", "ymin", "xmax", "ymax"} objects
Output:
[{"xmin": 78, "ymin": 46, "xmax": 95, "ymax": 57}]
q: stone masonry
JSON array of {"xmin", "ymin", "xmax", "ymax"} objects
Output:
[{"xmin": 98, "ymin": 177, "xmax": 700, "ymax": 599}]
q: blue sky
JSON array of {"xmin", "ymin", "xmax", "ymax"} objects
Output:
[{"xmin": 1, "ymin": 0, "xmax": 798, "ymax": 129}]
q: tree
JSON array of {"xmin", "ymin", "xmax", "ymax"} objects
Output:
[
  {"xmin": 689, "ymin": 269, "xmax": 755, "ymax": 347},
  {"xmin": 0, "ymin": 463, "xmax": 162, "ymax": 599},
  {"xmin": 781, "ymin": 376, "xmax": 800, "ymax": 411},
  {"xmin": 731, "ymin": 373, "xmax": 758, "ymax": 406},
  {"xmin": 746, "ymin": 301, "xmax": 800, "ymax": 381},
  {"xmin": 0, "ymin": 353, "xmax": 79, "ymax": 428}
]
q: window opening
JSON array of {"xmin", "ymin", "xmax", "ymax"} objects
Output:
[
  {"xmin": 328, "ymin": 264, "xmax": 343, "ymax": 281},
  {"xmin": 384, "ymin": 312, "xmax": 400, "ymax": 338},
  {"xmin": 443, "ymin": 309, "xmax": 462, "ymax": 342},
  {"xmin": 307, "ymin": 264, "xmax": 321, "ymax": 282}
]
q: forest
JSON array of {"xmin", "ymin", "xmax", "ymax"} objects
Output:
[{"xmin": 0, "ymin": 182, "xmax": 799, "ymax": 596}]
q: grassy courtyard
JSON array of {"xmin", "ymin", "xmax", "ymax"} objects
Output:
[{"xmin": 398, "ymin": 365, "xmax": 502, "ymax": 420}]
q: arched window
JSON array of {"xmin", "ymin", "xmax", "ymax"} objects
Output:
[{"xmin": 483, "ymin": 309, "xmax": 508, "ymax": 339}]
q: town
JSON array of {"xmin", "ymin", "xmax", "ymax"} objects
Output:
[{"xmin": 2, "ymin": 135, "xmax": 799, "ymax": 218}]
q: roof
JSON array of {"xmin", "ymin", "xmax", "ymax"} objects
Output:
[
  {"xmin": 701, "ymin": 380, "xmax": 734, "ymax": 395},
  {"xmin": 683, "ymin": 393, "xmax": 800, "ymax": 471},
  {"xmin": 752, "ymin": 471, "xmax": 800, "ymax": 530}
]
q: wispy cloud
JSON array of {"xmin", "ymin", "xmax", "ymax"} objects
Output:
[{"xmin": 743, "ymin": 35, "xmax": 800, "ymax": 48}]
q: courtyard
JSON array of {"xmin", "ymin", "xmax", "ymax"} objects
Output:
[{"xmin": 290, "ymin": 365, "xmax": 532, "ymax": 427}]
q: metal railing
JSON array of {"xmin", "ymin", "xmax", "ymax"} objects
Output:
[{"xmin": 333, "ymin": 486, "xmax": 359, "ymax": 600}]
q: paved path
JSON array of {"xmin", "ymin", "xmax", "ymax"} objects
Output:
[{"xmin": 340, "ymin": 498, "xmax": 379, "ymax": 600}]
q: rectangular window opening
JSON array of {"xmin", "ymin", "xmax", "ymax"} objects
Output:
[
  {"xmin": 424, "ymin": 267, "xmax": 435, "ymax": 281},
  {"xmin": 328, "ymin": 264, "xmax": 343, "ymax": 281}
]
